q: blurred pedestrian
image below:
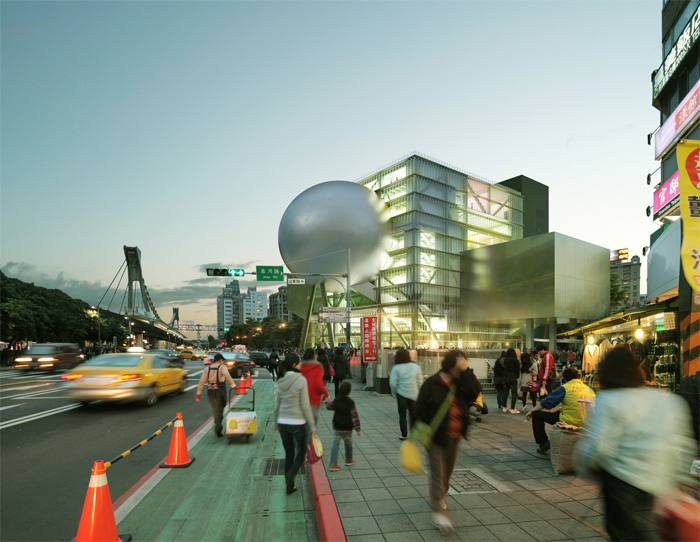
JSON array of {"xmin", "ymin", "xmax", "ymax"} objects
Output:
[
  {"xmin": 274, "ymin": 354, "xmax": 317, "ymax": 495},
  {"xmin": 492, "ymin": 351, "xmax": 507, "ymax": 411},
  {"xmin": 520, "ymin": 349, "xmax": 538, "ymax": 410},
  {"xmin": 300, "ymin": 348, "xmax": 329, "ymax": 428},
  {"xmin": 536, "ymin": 344, "xmax": 556, "ymax": 396},
  {"xmin": 317, "ymin": 348, "xmax": 333, "ymax": 385},
  {"xmin": 575, "ymin": 347, "xmax": 695, "ymax": 541},
  {"xmin": 415, "ymin": 350, "xmax": 480, "ymax": 534},
  {"xmin": 195, "ymin": 353, "xmax": 237, "ymax": 438},
  {"xmin": 525, "ymin": 367, "xmax": 594, "ymax": 454},
  {"xmin": 268, "ymin": 349, "xmax": 280, "ymax": 381},
  {"xmin": 503, "ymin": 348, "xmax": 521, "ymax": 414},
  {"xmin": 390, "ymin": 348, "xmax": 424, "ymax": 440},
  {"xmin": 332, "ymin": 347, "xmax": 348, "ymax": 396},
  {"xmin": 327, "ymin": 381, "xmax": 361, "ymax": 471}
]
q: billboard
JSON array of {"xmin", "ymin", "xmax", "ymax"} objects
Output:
[
  {"xmin": 676, "ymin": 140, "xmax": 700, "ymax": 292},
  {"xmin": 653, "ymin": 171, "xmax": 681, "ymax": 220},
  {"xmin": 655, "ymin": 78, "xmax": 700, "ymax": 159},
  {"xmin": 361, "ymin": 316, "xmax": 378, "ymax": 363}
]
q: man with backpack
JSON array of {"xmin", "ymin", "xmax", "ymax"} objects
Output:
[{"xmin": 195, "ymin": 353, "xmax": 237, "ymax": 437}]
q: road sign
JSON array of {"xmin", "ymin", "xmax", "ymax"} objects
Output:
[
  {"xmin": 318, "ymin": 307, "xmax": 349, "ymax": 323},
  {"xmin": 206, "ymin": 268, "xmax": 245, "ymax": 277},
  {"xmin": 256, "ymin": 265, "xmax": 284, "ymax": 281},
  {"xmin": 287, "ymin": 277, "xmax": 306, "ymax": 285}
]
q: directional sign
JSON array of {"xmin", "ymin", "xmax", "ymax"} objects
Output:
[
  {"xmin": 287, "ymin": 277, "xmax": 306, "ymax": 285},
  {"xmin": 318, "ymin": 307, "xmax": 349, "ymax": 323},
  {"xmin": 256, "ymin": 265, "xmax": 284, "ymax": 282}
]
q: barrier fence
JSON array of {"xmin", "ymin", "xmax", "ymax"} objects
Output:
[{"xmin": 104, "ymin": 416, "xmax": 177, "ymax": 469}]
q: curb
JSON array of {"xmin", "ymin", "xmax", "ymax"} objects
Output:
[{"xmin": 308, "ymin": 460, "xmax": 346, "ymax": 542}]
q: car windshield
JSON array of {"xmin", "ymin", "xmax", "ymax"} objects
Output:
[
  {"xmin": 81, "ymin": 354, "xmax": 143, "ymax": 367},
  {"xmin": 22, "ymin": 346, "xmax": 57, "ymax": 355}
]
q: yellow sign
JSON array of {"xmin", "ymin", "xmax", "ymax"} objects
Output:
[{"xmin": 676, "ymin": 140, "xmax": 700, "ymax": 292}]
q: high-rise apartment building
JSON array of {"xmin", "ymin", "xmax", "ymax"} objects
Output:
[
  {"xmin": 610, "ymin": 255, "xmax": 642, "ymax": 311},
  {"xmin": 216, "ymin": 280, "xmax": 242, "ymax": 337},
  {"xmin": 242, "ymin": 287, "xmax": 268, "ymax": 322},
  {"xmin": 269, "ymin": 286, "xmax": 290, "ymax": 321}
]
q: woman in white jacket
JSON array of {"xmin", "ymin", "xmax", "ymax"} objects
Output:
[{"xmin": 389, "ymin": 348, "xmax": 424, "ymax": 440}]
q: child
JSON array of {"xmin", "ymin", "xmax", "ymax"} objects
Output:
[{"xmin": 326, "ymin": 381, "xmax": 360, "ymax": 471}]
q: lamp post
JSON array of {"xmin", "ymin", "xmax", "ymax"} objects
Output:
[{"xmin": 90, "ymin": 306, "xmax": 101, "ymax": 351}]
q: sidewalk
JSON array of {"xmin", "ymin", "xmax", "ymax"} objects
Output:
[
  {"xmin": 316, "ymin": 383, "xmax": 623, "ymax": 542},
  {"xmin": 118, "ymin": 379, "xmax": 317, "ymax": 542}
]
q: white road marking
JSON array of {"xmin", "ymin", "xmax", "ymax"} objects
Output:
[
  {"xmin": 17, "ymin": 396, "xmax": 67, "ymax": 400},
  {"xmin": 0, "ymin": 403, "xmax": 25, "ymax": 411},
  {"xmin": 184, "ymin": 384, "xmax": 198, "ymax": 392},
  {"xmin": 187, "ymin": 369, "xmax": 203, "ymax": 378},
  {"xmin": 1, "ymin": 387, "xmax": 66, "ymax": 401},
  {"xmin": 0, "ymin": 383, "xmax": 52, "ymax": 391},
  {"xmin": 0, "ymin": 404, "xmax": 80, "ymax": 430}
]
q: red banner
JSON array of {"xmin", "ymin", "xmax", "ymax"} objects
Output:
[{"xmin": 361, "ymin": 316, "xmax": 378, "ymax": 363}]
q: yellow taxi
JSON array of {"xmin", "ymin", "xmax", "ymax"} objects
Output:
[
  {"xmin": 179, "ymin": 349, "xmax": 196, "ymax": 361},
  {"xmin": 62, "ymin": 349, "xmax": 187, "ymax": 407}
]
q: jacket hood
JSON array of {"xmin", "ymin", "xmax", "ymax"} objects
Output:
[{"xmin": 278, "ymin": 370, "xmax": 304, "ymax": 392}]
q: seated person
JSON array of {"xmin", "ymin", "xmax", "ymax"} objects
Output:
[{"xmin": 526, "ymin": 367, "xmax": 595, "ymax": 454}]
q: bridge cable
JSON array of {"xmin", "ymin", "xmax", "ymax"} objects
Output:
[
  {"xmin": 95, "ymin": 260, "xmax": 126, "ymax": 309},
  {"xmin": 106, "ymin": 263, "xmax": 128, "ymax": 313},
  {"xmin": 118, "ymin": 286, "xmax": 128, "ymax": 316}
]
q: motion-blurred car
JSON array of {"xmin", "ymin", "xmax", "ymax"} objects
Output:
[
  {"xmin": 248, "ymin": 351, "xmax": 270, "ymax": 368},
  {"xmin": 203, "ymin": 351, "xmax": 255, "ymax": 378},
  {"xmin": 14, "ymin": 343, "xmax": 84, "ymax": 371},
  {"xmin": 149, "ymin": 349, "xmax": 185, "ymax": 368},
  {"xmin": 62, "ymin": 352, "xmax": 187, "ymax": 406},
  {"xmin": 178, "ymin": 349, "xmax": 197, "ymax": 361}
]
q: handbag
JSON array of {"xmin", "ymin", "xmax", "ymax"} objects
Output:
[
  {"xmin": 655, "ymin": 491, "xmax": 700, "ymax": 541},
  {"xmin": 306, "ymin": 432, "xmax": 323, "ymax": 464}
]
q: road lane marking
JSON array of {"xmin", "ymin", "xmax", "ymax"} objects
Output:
[
  {"xmin": 0, "ymin": 403, "xmax": 25, "ymax": 411},
  {"xmin": 0, "ymin": 383, "xmax": 52, "ymax": 391},
  {"xmin": 0, "ymin": 404, "xmax": 80, "ymax": 429},
  {"xmin": 17, "ymin": 396, "xmax": 67, "ymax": 400},
  {"xmin": 1, "ymin": 387, "xmax": 67, "ymax": 400},
  {"xmin": 187, "ymin": 369, "xmax": 203, "ymax": 378},
  {"xmin": 184, "ymin": 384, "xmax": 198, "ymax": 392}
]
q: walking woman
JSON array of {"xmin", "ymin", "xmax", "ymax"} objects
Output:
[
  {"xmin": 389, "ymin": 348, "xmax": 424, "ymax": 440},
  {"xmin": 274, "ymin": 353, "xmax": 317, "ymax": 495},
  {"xmin": 520, "ymin": 349, "xmax": 538, "ymax": 410},
  {"xmin": 492, "ymin": 351, "xmax": 507, "ymax": 411},
  {"xmin": 195, "ymin": 353, "xmax": 237, "ymax": 437}
]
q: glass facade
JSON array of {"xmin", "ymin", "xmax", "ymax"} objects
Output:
[{"xmin": 347, "ymin": 154, "xmax": 524, "ymax": 348}]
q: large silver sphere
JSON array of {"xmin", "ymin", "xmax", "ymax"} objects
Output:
[{"xmin": 279, "ymin": 181, "xmax": 388, "ymax": 286}]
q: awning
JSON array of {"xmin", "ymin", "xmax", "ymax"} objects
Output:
[{"xmin": 558, "ymin": 298, "xmax": 678, "ymax": 338}]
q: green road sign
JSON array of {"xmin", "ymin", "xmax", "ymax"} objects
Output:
[{"xmin": 256, "ymin": 265, "xmax": 284, "ymax": 281}]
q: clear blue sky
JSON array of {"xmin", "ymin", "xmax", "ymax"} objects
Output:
[{"xmin": 1, "ymin": 0, "xmax": 661, "ymax": 324}]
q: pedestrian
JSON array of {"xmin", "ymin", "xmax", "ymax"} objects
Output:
[
  {"xmin": 274, "ymin": 353, "xmax": 317, "ymax": 495},
  {"xmin": 536, "ymin": 344, "xmax": 556, "ymax": 396},
  {"xmin": 389, "ymin": 347, "xmax": 424, "ymax": 440},
  {"xmin": 520, "ymin": 349, "xmax": 538, "ymax": 410},
  {"xmin": 327, "ymin": 381, "xmax": 361, "ymax": 471},
  {"xmin": 268, "ymin": 349, "xmax": 280, "ymax": 381},
  {"xmin": 195, "ymin": 353, "xmax": 237, "ymax": 438},
  {"xmin": 332, "ymin": 347, "xmax": 348, "ymax": 397},
  {"xmin": 415, "ymin": 350, "xmax": 480, "ymax": 534},
  {"xmin": 492, "ymin": 351, "xmax": 507, "ymax": 411},
  {"xmin": 300, "ymin": 348, "xmax": 329, "ymax": 428},
  {"xmin": 317, "ymin": 348, "xmax": 333, "ymax": 385},
  {"xmin": 574, "ymin": 347, "xmax": 695, "ymax": 541},
  {"xmin": 503, "ymin": 348, "xmax": 521, "ymax": 414},
  {"xmin": 525, "ymin": 367, "xmax": 595, "ymax": 454}
]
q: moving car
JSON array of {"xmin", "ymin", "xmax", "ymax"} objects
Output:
[
  {"xmin": 248, "ymin": 351, "xmax": 270, "ymax": 368},
  {"xmin": 62, "ymin": 351, "xmax": 187, "ymax": 407},
  {"xmin": 150, "ymin": 349, "xmax": 185, "ymax": 368},
  {"xmin": 203, "ymin": 351, "xmax": 255, "ymax": 378},
  {"xmin": 179, "ymin": 349, "xmax": 197, "ymax": 361},
  {"xmin": 14, "ymin": 343, "xmax": 84, "ymax": 371}
]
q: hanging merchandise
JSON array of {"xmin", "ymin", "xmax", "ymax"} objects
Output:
[{"xmin": 582, "ymin": 342, "xmax": 600, "ymax": 373}]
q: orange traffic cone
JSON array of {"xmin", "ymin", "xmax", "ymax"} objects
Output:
[
  {"xmin": 160, "ymin": 412, "xmax": 195, "ymax": 468},
  {"xmin": 74, "ymin": 460, "xmax": 131, "ymax": 542},
  {"xmin": 246, "ymin": 371, "xmax": 252, "ymax": 388},
  {"xmin": 238, "ymin": 375, "xmax": 247, "ymax": 395}
]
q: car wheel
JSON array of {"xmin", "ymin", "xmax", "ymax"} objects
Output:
[{"xmin": 144, "ymin": 386, "xmax": 158, "ymax": 407}]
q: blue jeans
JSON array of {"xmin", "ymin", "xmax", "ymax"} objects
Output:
[{"xmin": 329, "ymin": 430, "xmax": 353, "ymax": 465}]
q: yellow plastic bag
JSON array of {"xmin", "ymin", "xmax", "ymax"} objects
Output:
[
  {"xmin": 400, "ymin": 439, "xmax": 424, "ymax": 474},
  {"xmin": 311, "ymin": 432, "xmax": 323, "ymax": 458},
  {"xmin": 474, "ymin": 392, "xmax": 484, "ymax": 410}
]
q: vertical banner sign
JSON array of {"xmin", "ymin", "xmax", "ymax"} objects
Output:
[
  {"xmin": 361, "ymin": 316, "xmax": 378, "ymax": 363},
  {"xmin": 676, "ymin": 140, "xmax": 700, "ymax": 292}
]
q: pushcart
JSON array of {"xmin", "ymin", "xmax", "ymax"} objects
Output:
[{"xmin": 225, "ymin": 386, "xmax": 256, "ymax": 443}]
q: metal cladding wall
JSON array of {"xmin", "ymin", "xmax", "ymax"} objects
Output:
[
  {"xmin": 460, "ymin": 232, "xmax": 610, "ymax": 324},
  {"xmin": 647, "ymin": 219, "xmax": 681, "ymax": 301}
]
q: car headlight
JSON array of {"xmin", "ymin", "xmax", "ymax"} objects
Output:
[
  {"xmin": 38, "ymin": 357, "xmax": 57, "ymax": 362},
  {"xmin": 15, "ymin": 357, "xmax": 32, "ymax": 362}
]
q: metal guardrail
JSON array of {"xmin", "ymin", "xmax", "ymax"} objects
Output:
[{"xmin": 104, "ymin": 416, "xmax": 177, "ymax": 469}]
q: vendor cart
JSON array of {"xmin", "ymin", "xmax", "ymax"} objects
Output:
[{"xmin": 225, "ymin": 386, "xmax": 256, "ymax": 443}]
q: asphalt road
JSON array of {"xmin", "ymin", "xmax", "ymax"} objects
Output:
[{"xmin": 0, "ymin": 362, "xmax": 271, "ymax": 542}]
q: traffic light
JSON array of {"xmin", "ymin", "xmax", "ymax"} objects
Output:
[{"xmin": 206, "ymin": 268, "xmax": 246, "ymax": 277}]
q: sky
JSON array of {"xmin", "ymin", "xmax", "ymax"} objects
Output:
[{"xmin": 1, "ymin": 0, "xmax": 662, "ymax": 327}]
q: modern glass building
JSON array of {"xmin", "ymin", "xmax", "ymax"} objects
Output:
[{"xmin": 352, "ymin": 153, "xmax": 525, "ymax": 348}]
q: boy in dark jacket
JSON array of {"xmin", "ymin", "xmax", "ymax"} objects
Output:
[{"xmin": 326, "ymin": 381, "xmax": 360, "ymax": 471}]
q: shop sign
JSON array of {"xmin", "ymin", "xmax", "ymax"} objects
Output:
[
  {"xmin": 653, "ymin": 171, "xmax": 681, "ymax": 220},
  {"xmin": 675, "ymin": 140, "xmax": 700, "ymax": 292},
  {"xmin": 655, "ymin": 78, "xmax": 700, "ymax": 159},
  {"xmin": 361, "ymin": 316, "xmax": 378, "ymax": 363},
  {"xmin": 318, "ymin": 307, "xmax": 348, "ymax": 323},
  {"xmin": 653, "ymin": 3, "xmax": 700, "ymax": 100}
]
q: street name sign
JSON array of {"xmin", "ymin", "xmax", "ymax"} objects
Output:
[
  {"xmin": 256, "ymin": 265, "xmax": 284, "ymax": 281},
  {"xmin": 287, "ymin": 277, "xmax": 306, "ymax": 285}
]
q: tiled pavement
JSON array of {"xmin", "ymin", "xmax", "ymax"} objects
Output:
[{"xmin": 315, "ymin": 383, "xmax": 627, "ymax": 542}]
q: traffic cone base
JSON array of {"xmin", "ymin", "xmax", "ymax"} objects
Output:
[
  {"xmin": 160, "ymin": 413, "xmax": 194, "ymax": 468},
  {"xmin": 74, "ymin": 460, "xmax": 131, "ymax": 542}
]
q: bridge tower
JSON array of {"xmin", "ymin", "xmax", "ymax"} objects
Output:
[{"xmin": 123, "ymin": 245, "xmax": 161, "ymax": 321}]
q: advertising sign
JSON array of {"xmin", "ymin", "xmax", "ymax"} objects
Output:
[
  {"xmin": 653, "ymin": 171, "xmax": 681, "ymax": 220},
  {"xmin": 287, "ymin": 277, "xmax": 306, "ymax": 285},
  {"xmin": 361, "ymin": 316, "xmax": 378, "ymax": 363},
  {"xmin": 655, "ymin": 78, "xmax": 700, "ymax": 159},
  {"xmin": 318, "ymin": 307, "xmax": 348, "ymax": 323},
  {"xmin": 653, "ymin": 3, "xmax": 700, "ymax": 99},
  {"xmin": 675, "ymin": 140, "xmax": 700, "ymax": 292}
]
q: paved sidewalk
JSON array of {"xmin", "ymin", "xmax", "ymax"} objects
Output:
[
  {"xmin": 316, "ymin": 382, "xmax": 623, "ymax": 542},
  {"xmin": 118, "ymin": 379, "xmax": 317, "ymax": 542}
]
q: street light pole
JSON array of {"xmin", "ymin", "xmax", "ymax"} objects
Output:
[{"xmin": 346, "ymin": 248, "xmax": 351, "ymax": 346}]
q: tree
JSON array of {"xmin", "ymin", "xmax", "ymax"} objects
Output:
[
  {"xmin": 609, "ymin": 274, "xmax": 628, "ymax": 313},
  {"xmin": 207, "ymin": 335, "xmax": 217, "ymax": 348}
]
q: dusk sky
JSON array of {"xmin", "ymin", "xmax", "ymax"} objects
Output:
[{"xmin": 1, "ymin": 1, "xmax": 660, "ymax": 327}]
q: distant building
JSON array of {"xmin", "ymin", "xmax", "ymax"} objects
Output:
[
  {"xmin": 269, "ymin": 286, "xmax": 291, "ymax": 321},
  {"xmin": 217, "ymin": 280, "xmax": 243, "ymax": 337},
  {"xmin": 242, "ymin": 287, "xmax": 268, "ymax": 322},
  {"xmin": 610, "ymin": 255, "xmax": 642, "ymax": 310}
]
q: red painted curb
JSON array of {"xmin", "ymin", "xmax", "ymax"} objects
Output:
[{"xmin": 309, "ymin": 460, "xmax": 346, "ymax": 542}]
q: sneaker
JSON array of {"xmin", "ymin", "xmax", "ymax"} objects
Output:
[
  {"xmin": 509, "ymin": 408, "xmax": 521, "ymax": 414},
  {"xmin": 329, "ymin": 464, "xmax": 341, "ymax": 471},
  {"xmin": 431, "ymin": 513, "xmax": 454, "ymax": 534},
  {"xmin": 399, "ymin": 436, "xmax": 408, "ymax": 441},
  {"xmin": 500, "ymin": 407, "xmax": 507, "ymax": 413},
  {"xmin": 345, "ymin": 461, "xmax": 355, "ymax": 467},
  {"xmin": 286, "ymin": 485, "xmax": 297, "ymax": 495},
  {"xmin": 536, "ymin": 440, "xmax": 551, "ymax": 455}
]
